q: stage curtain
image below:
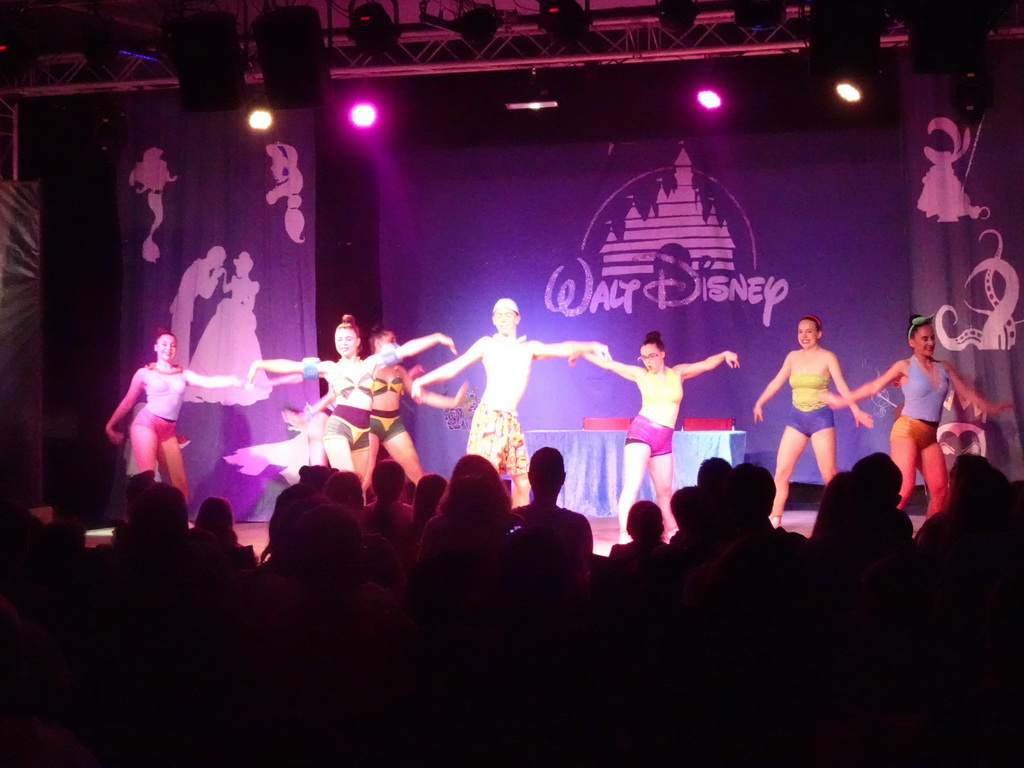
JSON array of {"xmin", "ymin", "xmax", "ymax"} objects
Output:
[
  {"xmin": 113, "ymin": 93, "xmax": 318, "ymax": 519},
  {"xmin": 0, "ymin": 180, "xmax": 42, "ymax": 505}
]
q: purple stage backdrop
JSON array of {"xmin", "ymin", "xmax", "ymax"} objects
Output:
[
  {"xmin": 898, "ymin": 45, "xmax": 1024, "ymax": 483},
  {"xmin": 378, "ymin": 133, "xmax": 910, "ymax": 489},
  {"xmin": 114, "ymin": 93, "xmax": 318, "ymax": 520}
]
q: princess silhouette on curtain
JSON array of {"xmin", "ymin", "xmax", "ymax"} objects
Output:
[{"xmin": 187, "ymin": 251, "xmax": 272, "ymax": 405}]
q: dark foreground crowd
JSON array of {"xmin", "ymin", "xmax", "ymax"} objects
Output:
[{"xmin": 3, "ymin": 449, "xmax": 1024, "ymax": 767}]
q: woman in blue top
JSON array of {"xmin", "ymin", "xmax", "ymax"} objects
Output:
[{"xmin": 829, "ymin": 315, "xmax": 1010, "ymax": 514}]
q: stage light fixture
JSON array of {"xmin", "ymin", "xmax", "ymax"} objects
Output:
[
  {"xmin": 835, "ymin": 82, "xmax": 862, "ymax": 102},
  {"xmin": 504, "ymin": 68, "xmax": 559, "ymax": 110},
  {"xmin": 348, "ymin": 1, "xmax": 399, "ymax": 55},
  {"xmin": 809, "ymin": 0, "xmax": 883, "ymax": 80},
  {"xmin": 951, "ymin": 71, "xmax": 993, "ymax": 125},
  {"xmin": 162, "ymin": 13, "xmax": 246, "ymax": 112},
  {"xmin": 696, "ymin": 89, "xmax": 722, "ymax": 110},
  {"xmin": 458, "ymin": 6, "xmax": 501, "ymax": 45},
  {"xmin": 350, "ymin": 102, "xmax": 378, "ymax": 128},
  {"xmin": 538, "ymin": 0, "xmax": 589, "ymax": 42},
  {"xmin": 254, "ymin": 6, "xmax": 329, "ymax": 109},
  {"xmin": 733, "ymin": 0, "xmax": 785, "ymax": 30},
  {"xmin": 247, "ymin": 99, "xmax": 273, "ymax": 130},
  {"xmin": 658, "ymin": 0, "xmax": 698, "ymax": 34}
]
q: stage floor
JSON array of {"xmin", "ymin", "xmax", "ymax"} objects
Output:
[{"xmin": 86, "ymin": 508, "xmax": 927, "ymax": 559}]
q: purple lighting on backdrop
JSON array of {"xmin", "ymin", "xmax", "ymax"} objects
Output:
[
  {"xmin": 350, "ymin": 103, "xmax": 378, "ymax": 128},
  {"xmin": 697, "ymin": 89, "xmax": 723, "ymax": 110}
]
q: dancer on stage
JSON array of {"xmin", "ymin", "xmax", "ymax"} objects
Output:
[
  {"xmin": 411, "ymin": 298, "xmax": 611, "ymax": 507},
  {"xmin": 366, "ymin": 327, "xmax": 468, "ymax": 487},
  {"xmin": 579, "ymin": 331, "xmax": 739, "ymax": 542},
  {"xmin": 753, "ymin": 314, "xmax": 872, "ymax": 527},
  {"xmin": 105, "ymin": 331, "xmax": 243, "ymax": 501},
  {"xmin": 826, "ymin": 314, "xmax": 1011, "ymax": 515},
  {"xmin": 247, "ymin": 315, "xmax": 457, "ymax": 483}
]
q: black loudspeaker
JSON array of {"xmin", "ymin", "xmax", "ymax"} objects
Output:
[
  {"xmin": 162, "ymin": 13, "xmax": 245, "ymax": 112},
  {"xmin": 809, "ymin": 0, "xmax": 883, "ymax": 79},
  {"xmin": 253, "ymin": 6, "xmax": 329, "ymax": 109},
  {"xmin": 909, "ymin": 0, "xmax": 990, "ymax": 74}
]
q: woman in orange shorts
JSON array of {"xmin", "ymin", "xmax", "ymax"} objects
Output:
[{"xmin": 828, "ymin": 315, "xmax": 1010, "ymax": 514}]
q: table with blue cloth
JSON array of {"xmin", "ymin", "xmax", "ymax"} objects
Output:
[{"xmin": 524, "ymin": 429, "xmax": 746, "ymax": 518}]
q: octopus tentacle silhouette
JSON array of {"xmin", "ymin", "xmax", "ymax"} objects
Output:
[
  {"xmin": 917, "ymin": 117, "xmax": 989, "ymax": 222},
  {"xmin": 936, "ymin": 229, "xmax": 1022, "ymax": 351},
  {"xmin": 129, "ymin": 147, "xmax": 177, "ymax": 262},
  {"xmin": 265, "ymin": 142, "xmax": 305, "ymax": 244}
]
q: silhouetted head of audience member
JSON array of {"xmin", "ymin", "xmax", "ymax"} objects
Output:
[
  {"xmin": 944, "ymin": 454, "xmax": 1012, "ymax": 544},
  {"xmin": 1011, "ymin": 480, "xmax": 1024, "ymax": 532},
  {"xmin": 697, "ymin": 456, "xmax": 732, "ymax": 498},
  {"xmin": 294, "ymin": 503, "xmax": 362, "ymax": 588},
  {"xmin": 261, "ymin": 482, "xmax": 320, "ymax": 565},
  {"xmin": 851, "ymin": 452, "xmax": 903, "ymax": 514},
  {"xmin": 298, "ymin": 464, "xmax": 335, "ymax": 493},
  {"xmin": 811, "ymin": 471, "xmax": 856, "ymax": 538},
  {"xmin": 723, "ymin": 463, "xmax": 776, "ymax": 534},
  {"xmin": 439, "ymin": 459, "xmax": 512, "ymax": 522},
  {"xmin": 370, "ymin": 460, "xmax": 406, "ymax": 507},
  {"xmin": 527, "ymin": 447, "xmax": 567, "ymax": 499},
  {"xmin": 323, "ymin": 470, "xmax": 364, "ymax": 510},
  {"xmin": 195, "ymin": 496, "xmax": 238, "ymax": 548},
  {"xmin": 670, "ymin": 485, "xmax": 721, "ymax": 543},
  {"xmin": 122, "ymin": 482, "xmax": 189, "ymax": 551},
  {"xmin": 626, "ymin": 500, "xmax": 664, "ymax": 548},
  {"xmin": 412, "ymin": 474, "xmax": 447, "ymax": 533},
  {"xmin": 125, "ymin": 470, "xmax": 157, "ymax": 514},
  {"xmin": 440, "ymin": 454, "xmax": 511, "ymax": 520}
]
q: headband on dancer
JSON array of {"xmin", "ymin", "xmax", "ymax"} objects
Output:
[
  {"xmin": 907, "ymin": 314, "xmax": 934, "ymax": 339},
  {"xmin": 800, "ymin": 315, "xmax": 822, "ymax": 332}
]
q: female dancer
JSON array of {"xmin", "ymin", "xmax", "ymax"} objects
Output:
[
  {"xmin": 753, "ymin": 315, "xmax": 873, "ymax": 527},
  {"xmin": 828, "ymin": 314, "xmax": 1011, "ymax": 514},
  {"xmin": 582, "ymin": 331, "xmax": 739, "ymax": 542},
  {"xmin": 247, "ymin": 315, "xmax": 456, "ymax": 483},
  {"xmin": 366, "ymin": 327, "xmax": 467, "ymax": 486},
  {"xmin": 105, "ymin": 331, "xmax": 242, "ymax": 501}
]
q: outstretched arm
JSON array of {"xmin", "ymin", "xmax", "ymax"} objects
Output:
[
  {"xmin": 824, "ymin": 352, "xmax": 873, "ymax": 428},
  {"xmin": 411, "ymin": 338, "xmax": 488, "ymax": 402},
  {"xmin": 184, "ymin": 370, "xmax": 243, "ymax": 389},
  {"xmin": 673, "ymin": 350, "xmax": 740, "ymax": 381},
  {"xmin": 943, "ymin": 362, "xmax": 1013, "ymax": 419},
  {"xmin": 105, "ymin": 369, "xmax": 147, "ymax": 444},
  {"xmin": 753, "ymin": 355, "xmax": 792, "ymax": 422},
  {"xmin": 825, "ymin": 359, "xmax": 908, "ymax": 408},
  {"xmin": 532, "ymin": 340, "xmax": 611, "ymax": 363},
  {"xmin": 247, "ymin": 357, "xmax": 331, "ymax": 386},
  {"xmin": 364, "ymin": 332, "xmax": 458, "ymax": 371},
  {"xmin": 579, "ymin": 351, "xmax": 645, "ymax": 383},
  {"xmin": 398, "ymin": 366, "xmax": 467, "ymax": 409}
]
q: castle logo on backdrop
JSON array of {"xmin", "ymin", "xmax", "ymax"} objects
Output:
[
  {"xmin": 545, "ymin": 145, "xmax": 789, "ymax": 326},
  {"xmin": 936, "ymin": 229, "xmax": 1022, "ymax": 351},
  {"xmin": 917, "ymin": 117, "xmax": 989, "ymax": 223}
]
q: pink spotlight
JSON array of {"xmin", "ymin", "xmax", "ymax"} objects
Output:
[
  {"xmin": 350, "ymin": 103, "xmax": 378, "ymax": 128},
  {"xmin": 696, "ymin": 89, "xmax": 723, "ymax": 110}
]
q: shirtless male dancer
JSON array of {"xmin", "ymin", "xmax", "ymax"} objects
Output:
[{"xmin": 411, "ymin": 298, "xmax": 610, "ymax": 507}]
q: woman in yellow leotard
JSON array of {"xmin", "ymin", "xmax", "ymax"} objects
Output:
[
  {"xmin": 365, "ymin": 327, "xmax": 467, "ymax": 488},
  {"xmin": 753, "ymin": 315, "xmax": 872, "ymax": 526},
  {"xmin": 248, "ymin": 315, "xmax": 456, "ymax": 483},
  {"xmin": 582, "ymin": 330, "xmax": 739, "ymax": 542}
]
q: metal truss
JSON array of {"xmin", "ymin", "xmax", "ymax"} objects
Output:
[{"xmin": 0, "ymin": 6, "xmax": 905, "ymax": 98}]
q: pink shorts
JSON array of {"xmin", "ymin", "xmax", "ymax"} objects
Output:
[
  {"xmin": 625, "ymin": 413, "xmax": 674, "ymax": 457},
  {"xmin": 132, "ymin": 407, "xmax": 177, "ymax": 443}
]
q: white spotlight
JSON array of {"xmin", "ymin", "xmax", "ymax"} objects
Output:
[
  {"xmin": 248, "ymin": 107, "xmax": 273, "ymax": 130},
  {"xmin": 835, "ymin": 82, "xmax": 862, "ymax": 102}
]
